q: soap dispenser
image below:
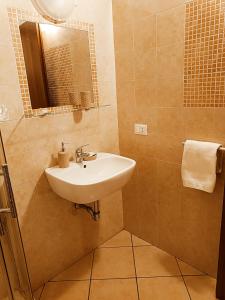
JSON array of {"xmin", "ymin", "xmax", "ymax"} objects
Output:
[{"xmin": 58, "ymin": 142, "xmax": 70, "ymax": 168}]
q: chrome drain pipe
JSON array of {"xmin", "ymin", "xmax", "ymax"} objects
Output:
[{"xmin": 74, "ymin": 200, "xmax": 100, "ymax": 221}]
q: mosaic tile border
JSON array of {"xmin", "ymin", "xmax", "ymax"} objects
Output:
[
  {"xmin": 7, "ymin": 7, "xmax": 99, "ymax": 118},
  {"xmin": 184, "ymin": 0, "xmax": 225, "ymax": 107}
]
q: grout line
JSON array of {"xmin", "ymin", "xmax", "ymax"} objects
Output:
[
  {"xmin": 91, "ymin": 275, "xmax": 183, "ymax": 280},
  {"xmin": 89, "ymin": 276, "xmax": 137, "ymax": 281},
  {"xmin": 175, "ymin": 258, "xmax": 192, "ymax": 300},
  {"xmin": 88, "ymin": 250, "xmax": 95, "ymax": 300},
  {"xmin": 131, "ymin": 234, "xmax": 140, "ymax": 300},
  {"xmin": 48, "ymin": 273, "xmax": 206, "ymax": 283},
  {"xmin": 137, "ymin": 275, "xmax": 183, "ymax": 279},
  {"xmin": 133, "ymin": 245, "xmax": 153, "ymax": 248},
  {"xmin": 46, "ymin": 249, "xmax": 95, "ymax": 283},
  {"xmin": 38, "ymin": 283, "xmax": 45, "ymax": 300},
  {"xmin": 98, "ymin": 245, "xmax": 152, "ymax": 249},
  {"xmin": 50, "ymin": 279, "xmax": 91, "ymax": 282},
  {"xmin": 181, "ymin": 274, "xmax": 207, "ymax": 277},
  {"xmin": 99, "ymin": 245, "xmax": 133, "ymax": 249}
]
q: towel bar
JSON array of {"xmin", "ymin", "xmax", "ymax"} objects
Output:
[
  {"xmin": 182, "ymin": 142, "xmax": 224, "ymax": 174},
  {"xmin": 182, "ymin": 142, "xmax": 225, "ymax": 151}
]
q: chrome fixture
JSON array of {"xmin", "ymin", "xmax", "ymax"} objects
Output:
[
  {"xmin": 31, "ymin": 0, "xmax": 78, "ymax": 23},
  {"xmin": 0, "ymin": 208, "xmax": 11, "ymax": 214},
  {"xmin": 75, "ymin": 144, "xmax": 90, "ymax": 163},
  {"xmin": 74, "ymin": 201, "xmax": 100, "ymax": 221}
]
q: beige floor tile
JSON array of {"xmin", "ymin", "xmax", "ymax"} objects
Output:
[
  {"xmin": 138, "ymin": 277, "xmax": 190, "ymax": 300},
  {"xmin": 89, "ymin": 279, "xmax": 138, "ymax": 300},
  {"xmin": 52, "ymin": 253, "xmax": 93, "ymax": 281},
  {"xmin": 134, "ymin": 246, "xmax": 180, "ymax": 277},
  {"xmin": 100, "ymin": 230, "xmax": 132, "ymax": 247},
  {"xmin": 34, "ymin": 286, "xmax": 44, "ymax": 300},
  {"xmin": 184, "ymin": 276, "xmax": 217, "ymax": 300},
  {"xmin": 132, "ymin": 235, "xmax": 151, "ymax": 246},
  {"xmin": 40, "ymin": 281, "xmax": 89, "ymax": 300},
  {"xmin": 92, "ymin": 247, "xmax": 135, "ymax": 279},
  {"xmin": 177, "ymin": 259, "xmax": 204, "ymax": 276}
]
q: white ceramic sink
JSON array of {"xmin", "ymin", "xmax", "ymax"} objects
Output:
[{"xmin": 45, "ymin": 153, "xmax": 136, "ymax": 204}]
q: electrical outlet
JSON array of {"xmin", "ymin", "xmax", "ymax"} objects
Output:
[{"xmin": 134, "ymin": 124, "xmax": 148, "ymax": 136}]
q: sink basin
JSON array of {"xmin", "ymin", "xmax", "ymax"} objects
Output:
[{"xmin": 45, "ymin": 153, "xmax": 136, "ymax": 204}]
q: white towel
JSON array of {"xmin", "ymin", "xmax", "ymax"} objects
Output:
[{"xmin": 181, "ymin": 140, "xmax": 221, "ymax": 193}]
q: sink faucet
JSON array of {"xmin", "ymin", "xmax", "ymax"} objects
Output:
[{"xmin": 75, "ymin": 144, "xmax": 90, "ymax": 163}]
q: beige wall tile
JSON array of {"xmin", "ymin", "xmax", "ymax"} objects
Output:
[
  {"xmin": 154, "ymin": 134, "xmax": 183, "ymax": 164},
  {"xmin": 113, "ymin": 24, "xmax": 133, "ymax": 53},
  {"xmin": 177, "ymin": 259, "xmax": 204, "ymax": 276},
  {"xmin": 155, "ymin": 108, "xmax": 185, "ymax": 137},
  {"xmin": 0, "ymin": 45, "xmax": 19, "ymax": 86},
  {"xmin": 134, "ymin": 48, "xmax": 156, "ymax": 81},
  {"xmin": 112, "ymin": 0, "xmax": 133, "ymax": 27},
  {"xmin": 33, "ymin": 286, "xmax": 44, "ymax": 300},
  {"xmin": 184, "ymin": 108, "xmax": 215, "ymax": 140},
  {"xmin": 134, "ymin": 15, "xmax": 156, "ymax": 52},
  {"xmin": 158, "ymin": 187, "xmax": 183, "ymax": 257},
  {"xmin": 117, "ymin": 81, "xmax": 136, "ymax": 128},
  {"xmin": 214, "ymin": 108, "xmax": 225, "ymax": 139},
  {"xmin": 115, "ymin": 49, "xmax": 135, "ymax": 82},
  {"xmin": 130, "ymin": 0, "xmax": 155, "ymax": 18},
  {"xmin": 157, "ymin": 5, "xmax": 185, "ymax": 47},
  {"xmin": 52, "ymin": 253, "xmax": 93, "ymax": 281},
  {"xmin": 0, "ymin": 84, "xmax": 24, "ymax": 119},
  {"xmin": 0, "ymin": 0, "xmax": 123, "ymax": 292},
  {"xmin": 113, "ymin": 0, "xmax": 223, "ymax": 279},
  {"xmin": 155, "ymin": 75, "xmax": 183, "ymax": 107},
  {"xmin": 179, "ymin": 183, "xmax": 223, "ymax": 276},
  {"xmin": 135, "ymin": 79, "xmax": 157, "ymax": 108},
  {"xmin": 122, "ymin": 169, "xmax": 140, "ymax": 234},
  {"xmin": 157, "ymin": 43, "xmax": 184, "ymax": 78},
  {"xmin": 132, "ymin": 235, "xmax": 151, "ymax": 246}
]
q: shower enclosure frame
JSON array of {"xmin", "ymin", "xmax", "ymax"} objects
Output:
[
  {"xmin": 216, "ymin": 188, "xmax": 225, "ymax": 300},
  {"xmin": 0, "ymin": 131, "xmax": 33, "ymax": 300}
]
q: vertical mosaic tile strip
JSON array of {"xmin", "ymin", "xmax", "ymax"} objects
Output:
[
  {"xmin": 184, "ymin": 0, "xmax": 225, "ymax": 107},
  {"xmin": 7, "ymin": 8, "xmax": 99, "ymax": 118}
]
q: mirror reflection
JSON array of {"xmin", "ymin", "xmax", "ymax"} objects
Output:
[{"xmin": 19, "ymin": 21, "xmax": 94, "ymax": 109}]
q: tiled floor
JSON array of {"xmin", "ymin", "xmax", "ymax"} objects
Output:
[{"xmin": 34, "ymin": 230, "xmax": 218, "ymax": 300}]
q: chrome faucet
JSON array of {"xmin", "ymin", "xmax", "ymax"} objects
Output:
[{"xmin": 75, "ymin": 144, "xmax": 90, "ymax": 163}]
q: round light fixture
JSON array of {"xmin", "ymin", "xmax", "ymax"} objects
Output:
[{"xmin": 31, "ymin": 0, "xmax": 77, "ymax": 23}]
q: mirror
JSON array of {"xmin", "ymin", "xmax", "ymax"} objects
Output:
[{"xmin": 19, "ymin": 21, "xmax": 95, "ymax": 110}]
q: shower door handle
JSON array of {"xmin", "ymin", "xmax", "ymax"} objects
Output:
[
  {"xmin": 0, "ymin": 208, "xmax": 11, "ymax": 214},
  {"xmin": 1, "ymin": 164, "xmax": 17, "ymax": 218},
  {"xmin": 0, "ymin": 208, "xmax": 11, "ymax": 236}
]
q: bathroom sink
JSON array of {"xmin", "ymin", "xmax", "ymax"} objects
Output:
[{"xmin": 45, "ymin": 153, "xmax": 136, "ymax": 204}]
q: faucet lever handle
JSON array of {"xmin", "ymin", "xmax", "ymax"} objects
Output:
[{"xmin": 76, "ymin": 144, "xmax": 89, "ymax": 153}]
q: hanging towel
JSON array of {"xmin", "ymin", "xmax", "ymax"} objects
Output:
[{"xmin": 181, "ymin": 140, "xmax": 221, "ymax": 193}]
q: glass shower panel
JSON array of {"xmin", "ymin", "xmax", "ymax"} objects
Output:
[
  {"xmin": 0, "ymin": 246, "xmax": 11, "ymax": 299},
  {"xmin": 0, "ymin": 131, "xmax": 33, "ymax": 300}
]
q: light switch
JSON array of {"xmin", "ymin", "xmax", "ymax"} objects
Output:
[{"xmin": 134, "ymin": 124, "xmax": 148, "ymax": 136}]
